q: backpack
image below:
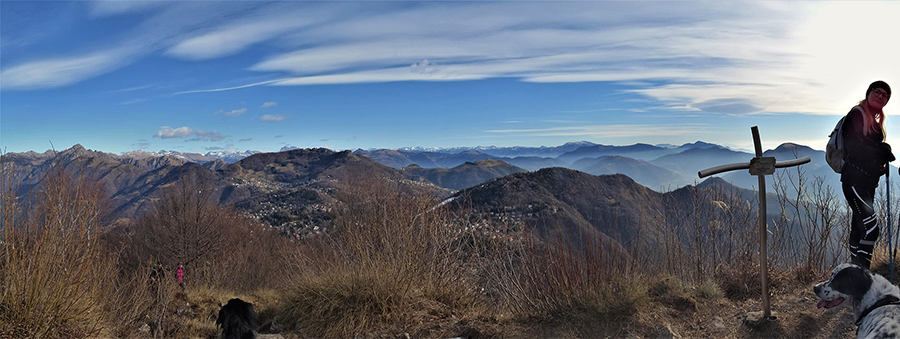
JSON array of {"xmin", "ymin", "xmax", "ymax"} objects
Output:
[
  {"xmin": 825, "ymin": 106, "xmax": 862, "ymax": 173},
  {"xmin": 825, "ymin": 116, "xmax": 846, "ymax": 173}
]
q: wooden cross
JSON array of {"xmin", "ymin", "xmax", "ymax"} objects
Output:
[{"xmin": 698, "ymin": 126, "xmax": 810, "ymax": 320}]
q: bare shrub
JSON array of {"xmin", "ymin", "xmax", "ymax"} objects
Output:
[
  {"xmin": 98, "ymin": 269, "xmax": 156, "ymax": 338},
  {"xmin": 659, "ymin": 181, "xmax": 756, "ymax": 285},
  {"xmin": 133, "ymin": 172, "xmax": 228, "ymax": 268},
  {"xmin": 771, "ymin": 165, "xmax": 845, "ymax": 275},
  {"xmin": 282, "ymin": 174, "xmax": 477, "ymax": 338},
  {"xmin": 485, "ymin": 230, "xmax": 641, "ymax": 322},
  {"xmin": 201, "ymin": 217, "xmax": 289, "ymax": 292},
  {"xmin": 0, "ymin": 157, "xmax": 116, "ymax": 338}
]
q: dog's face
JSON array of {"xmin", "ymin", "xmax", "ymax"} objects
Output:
[{"xmin": 814, "ymin": 263, "xmax": 873, "ymax": 309}]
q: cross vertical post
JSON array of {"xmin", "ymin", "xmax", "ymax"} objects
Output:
[
  {"xmin": 698, "ymin": 126, "xmax": 810, "ymax": 321},
  {"xmin": 751, "ymin": 126, "xmax": 770, "ymax": 318}
]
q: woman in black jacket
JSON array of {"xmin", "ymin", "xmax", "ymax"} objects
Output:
[{"xmin": 843, "ymin": 80, "xmax": 893, "ymax": 269}]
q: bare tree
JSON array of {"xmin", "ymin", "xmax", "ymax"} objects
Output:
[{"xmin": 135, "ymin": 172, "xmax": 229, "ymax": 267}]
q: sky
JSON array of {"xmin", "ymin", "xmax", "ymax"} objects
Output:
[{"xmin": 2, "ymin": 1, "xmax": 900, "ymax": 155}]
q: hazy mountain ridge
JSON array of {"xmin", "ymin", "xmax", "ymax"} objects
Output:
[
  {"xmin": 355, "ymin": 141, "xmax": 826, "ymax": 192},
  {"xmin": 572, "ymin": 155, "xmax": 693, "ymax": 190},
  {"xmin": 396, "ymin": 141, "xmax": 600, "ymax": 158},
  {"xmin": 402, "ymin": 160, "xmax": 529, "ymax": 190}
]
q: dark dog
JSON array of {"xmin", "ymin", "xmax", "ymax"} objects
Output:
[
  {"xmin": 216, "ymin": 298, "xmax": 259, "ymax": 339},
  {"xmin": 814, "ymin": 263, "xmax": 900, "ymax": 338}
]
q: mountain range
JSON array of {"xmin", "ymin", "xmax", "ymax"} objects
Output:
[
  {"xmin": 7, "ymin": 140, "xmax": 839, "ymax": 195},
  {"xmin": 356, "ymin": 141, "xmax": 838, "ymax": 193},
  {"xmin": 3, "ymin": 145, "xmax": 448, "ymax": 238},
  {"xmin": 2, "ymin": 142, "xmax": 818, "ymax": 255}
]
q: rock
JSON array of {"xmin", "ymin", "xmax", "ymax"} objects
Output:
[
  {"xmin": 138, "ymin": 323, "xmax": 150, "ymax": 333},
  {"xmin": 656, "ymin": 324, "xmax": 682, "ymax": 339},
  {"xmin": 743, "ymin": 311, "xmax": 778, "ymax": 327},
  {"xmin": 708, "ymin": 316, "xmax": 727, "ymax": 332}
]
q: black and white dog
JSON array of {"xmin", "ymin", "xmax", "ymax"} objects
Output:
[
  {"xmin": 216, "ymin": 298, "xmax": 260, "ymax": 339},
  {"xmin": 814, "ymin": 263, "xmax": 900, "ymax": 338}
]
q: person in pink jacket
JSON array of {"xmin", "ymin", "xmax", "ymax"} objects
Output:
[{"xmin": 176, "ymin": 262, "xmax": 184, "ymax": 290}]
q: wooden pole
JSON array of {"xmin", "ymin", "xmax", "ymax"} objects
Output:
[
  {"xmin": 698, "ymin": 126, "xmax": 808, "ymax": 321},
  {"xmin": 751, "ymin": 126, "xmax": 771, "ymax": 319}
]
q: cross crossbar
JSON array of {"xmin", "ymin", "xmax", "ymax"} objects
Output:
[{"xmin": 698, "ymin": 157, "xmax": 811, "ymax": 178}]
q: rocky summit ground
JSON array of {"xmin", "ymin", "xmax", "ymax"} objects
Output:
[{"xmin": 673, "ymin": 284, "xmax": 855, "ymax": 339}]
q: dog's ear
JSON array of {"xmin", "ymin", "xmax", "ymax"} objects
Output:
[{"xmin": 830, "ymin": 266, "xmax": 872, "ymax": 300}]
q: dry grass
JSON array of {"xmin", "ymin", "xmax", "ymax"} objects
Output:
[
  {"xmin": 1, "ymin": 159, "xmax": 116, "ymax": 338},
  {"xmin": 280, "ymin": 175, "xmax": 482, "ymax": 338}
]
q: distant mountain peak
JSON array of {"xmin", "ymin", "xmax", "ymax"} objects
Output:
[
  {"xmin": 680, "ymin": 141, "xmax": 720, "ymax": 149},
  {"xmin": 563, "ymin": 141, "xmax": 598, "ymax": 147},
  {"xmin": 774, "ymin": 142, "xmax": 811, "ymax": 151},
  {"xmin": 58, "ymin": 143, "xmax": 106, "ymax": 160}
]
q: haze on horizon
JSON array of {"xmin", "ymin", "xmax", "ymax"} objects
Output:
[{"xmin": 2, "ymin": 1, "xmax": 899, "ymax": 155}]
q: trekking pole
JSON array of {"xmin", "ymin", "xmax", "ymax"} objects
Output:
[
  {"xmin": 888, "ymin": 164, "xmax": 893, "ymax": 283},
  {"xmin": 885, "ymin": 166, "xmax": 897, "ymax": 284}
]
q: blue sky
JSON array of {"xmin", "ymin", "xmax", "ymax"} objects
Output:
[{"xmin": 2, "ymin": 1, "xmax": 899, "ymax": 155}]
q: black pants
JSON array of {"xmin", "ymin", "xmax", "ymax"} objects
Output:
[{"xmin": 843, "ymin": 182, "xmax": 880, "ymax": 268}]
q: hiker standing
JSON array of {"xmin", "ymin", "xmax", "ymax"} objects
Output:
[
  {"xmin": 148, "ymin": 263, "xmax": 158, "ymax": 285},
  {"xmin": 176, "ymin": 262, "xmax": 184, "ymax": 290},
  {"xmin": 842, "ymin": 80, "xmax": 893, "ymax": 269},
  {"xmin": 149, "ymin": 262, "xmax": 165, "ymax": 285}
]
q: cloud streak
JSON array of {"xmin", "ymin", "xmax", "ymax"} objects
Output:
[
  {"xmin": 1, "ymin": 48, "xmax": 133, "ymax": 90},
  {"xmin": 486, "ymin": 124, "xmax": 704, "ymax": 138},
  {"xmin": 154, "ymin": 126, "xmax": 228, "ymax": 141},
  {"xmin": 260, "ymin": 114, "xmax": 287, "ymax": 122},
  {"xmin": 218, "ymin": 108, "xmax": 247, "ymax": 117}
]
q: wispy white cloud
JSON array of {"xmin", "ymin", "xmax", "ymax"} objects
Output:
[
  {"xmin": 261, "ymin": 102, "xmax": 277, "ymax": 108},
  {"xmin": 260, "ymin": 114, "xmax": 287, "ymax": 122},
  {"xmin": 175, "ymin": 80, "xmax": 281, "ymax": 94},
  {"xmin": 1, "ymin": 48, "xmax": 132, "ymax": 90},
  {"xmin": 189, "ymin": 130, "xmax": 228, "ymax": 142},
  {"xmin": 132, "ymin": 139, "xmax": 151, "ymax": 149},
  {"xmin": 165, "ymin": 4, "xmax": 329, "ymax": 60},
  {"xmin": 119, "ymin": 98, "xmax": 148, "ymax": 105},
  {"xmin": 106, "ymin": 84, "xmax": 154, "ymax": 94},
  {"xmin": 270, "ymin": 66, "xmax": 484, "ymax": 86},
  {"xmin": 218, "ymin": 108, "xmax": 247, "ymax": 117},
  {"xmin": 2, "ymin": 2, "xmax": 257, "ymax": 90},
  {"xmin": 486, "ymin": 124, "xmax": 703, "ymax": 138},
  {"xmin": 90, "ymin": 1, "xmax": 167, "ymax": 17},
  {"xmin": 154, "ymin": 126, "xmax": 228, "ymax": 141},
  {"xmin": 155, "ymin": 126, "xmax": 194, "ymax": 139}
]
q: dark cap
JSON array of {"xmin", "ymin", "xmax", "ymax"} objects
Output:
[{"xmin": 867, "ymin": 80, "xmax": 891, "ymax": 101}]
